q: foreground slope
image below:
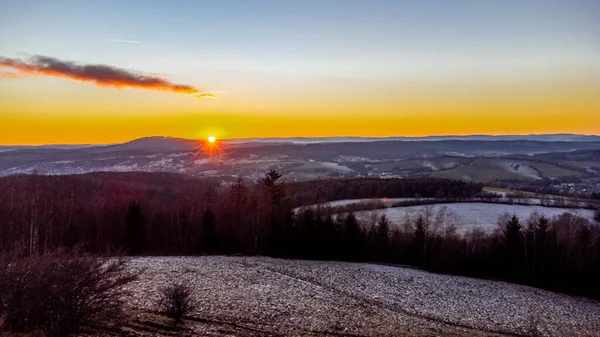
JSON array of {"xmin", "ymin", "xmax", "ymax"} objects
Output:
[{"xmin": 125, "ymin": 256, "xmax": 600, "ymax": 336}]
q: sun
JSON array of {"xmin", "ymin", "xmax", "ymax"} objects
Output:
[{"xmin": 208, "ymin": 136, "xmax": 216, "ymax": 143}]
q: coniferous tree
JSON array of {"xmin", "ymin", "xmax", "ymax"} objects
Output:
[
  {"xmin": 503, "ymin": 214, "xmax": 523, "ymax": 280},
  {"xmin": 413, "ymin": 215, "xmax": 427, "ymax": 266},
  {"xmin": 375, "ymin": 214, "xmax": 390, "ymax": 261},
  {"xmin": 343, "ymin": 212, "xmax": 362, "ymax": 260},
  {"xmin": 124, "ymin": 202, "xmax": 145, "ymax": 255},
  {"xmin": 263, "ymin": 170, "xmax": 291, "ymax": 256},
  {"xmin": 322, "ymin": 214, "xmax": 338, "ymax": 259},
  {"xmin": 201, "ymin": 208, "xmax": 217, "ymax": 253},
  {"xmin": 534, "ymin": 216, "xmax": 550, "ymax": 283}
]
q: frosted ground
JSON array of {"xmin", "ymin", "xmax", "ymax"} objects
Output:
[
  {"xmin": 302, "ymin": 196, "xmax": 591, "ymax": 210},
  {"xmin": 353, "ymin": 202, "xmax": 596, "ymax": 232},
  {"xmin": 125, "ymin": 256, "xmax": 600, "ymax": 336}
]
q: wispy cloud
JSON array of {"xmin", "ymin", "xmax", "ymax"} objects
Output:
[
  {"xmin": 0, "ymin": 55, "xmax": 213, "ymax": 97},
  {"xmin": 196, "ymin": 93, "xmax": 217, "ymax": 98},
  {"xmin": 103, "ymin": 38, "xmax": 141, "ymax": 44}
]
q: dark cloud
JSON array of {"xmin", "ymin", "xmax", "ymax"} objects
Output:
[{"xmin": 0, "ymin": 55, "xmax": 212, "ymax": 97}]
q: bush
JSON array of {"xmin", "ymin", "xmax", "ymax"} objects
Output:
[
  {"xmin": 0, "ymin": 249, "xmax": 138, "ymax": 337},
  {"xmin": 157, "ymin": 282, "xmax": 196, "ymax": 324},
  {"xmin": 594, "ymin": 208, "xmax": 600, "ymax": 222}
]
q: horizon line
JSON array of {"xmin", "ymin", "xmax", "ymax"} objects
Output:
[{"xmin": 2, "ymin": 133, "xmax": 600, "ymax": 147}]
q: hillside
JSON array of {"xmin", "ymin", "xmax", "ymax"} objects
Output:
[
  {"xmin": 1, "ymin": 137, "xmax": 599, "ymax": 183},
  {"xmin": 123, "ymin": 256, "xmax": 600, "ymax": 336}
]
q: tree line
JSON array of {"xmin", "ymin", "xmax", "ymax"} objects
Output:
[
  {"xmin": 0, "ymin": 172, "xmax": 478, "ymax": 254},
  {"xmin": 0, "ymin": 171, "xmax": 598, "ymax": 299}
]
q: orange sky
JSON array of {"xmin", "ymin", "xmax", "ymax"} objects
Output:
[{"xmin": 1, "ymin": 74, "xmax": 598, "ymax": 145}]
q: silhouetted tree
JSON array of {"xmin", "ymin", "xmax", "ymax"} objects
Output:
[
  {"xmin": 343, "ymin": 212, "xmax": 362, "ymax": 260},
  {"xmin": 2, "ymin": 173, "xmax": 600, "ymax": 299},
  {"xmin": 503, "ymin": 215, "xmax": 523, "ymax": 280},
  {"xmin": 533, "ymin": 216, "xmax": 550, "ymax": 283},
  {"xmin": 201, "ymin": 208, "xmax": 217, "ymax": 253},
  {"xmin": 375, "ymin": 214, "xmax": 390, "ymax": 261},
  {"xmin": 413, "ymin": 215, "xmax": 427, "ymax": 266},
  {"xmin": 124, "ymin": 202, "xmax": 145, "ymax": 254},
  {"xmin": 263, "ymin": 170, "xmax": 292, "ymax": 256},
  {"xmin": 322, "ymin": 214, "xmax": 339, "ymax": 259}
]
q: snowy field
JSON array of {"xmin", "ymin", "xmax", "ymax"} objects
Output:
[
  {"xmin": 124, "ymin": 256, "xmax": 600, "ymax": 336},
  {"xmin": 301, "ymin": 197, "xmax": 592, "ymax": 213},
  {"xmin": 310, "ymin": 197, "xmax": 432, "ymax": 208},
  {"xmin": 354, "ymin": 203, "xmax": 596, "ymax": 232}
]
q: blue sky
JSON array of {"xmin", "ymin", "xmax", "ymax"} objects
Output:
[{"xmin": 2, "ymin": 0, "xmax": 597, "ymax": 77}]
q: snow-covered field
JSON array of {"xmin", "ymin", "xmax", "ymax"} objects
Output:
[
  {"xmin": 125, "ymin": 256, "xmax": 600, "ymax": 336},
  {"xmin": 309, "ymin": 197, "xmax": 433, "ymax": 208},
  {"xmin": 301, "ymin": 196, "xmax": 591, "ymax": 212},
  {"xmin": 354, "ymin": 203, "xmax": 596, "ymax": 232}
]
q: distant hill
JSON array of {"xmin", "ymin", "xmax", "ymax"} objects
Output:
[
  {"xmin": 92, "ymin": 136, "xmax": 201, "ymax": 153},
  {"xmin": 225, "ymin": 134, "xmax": 600, "ymax": 144},
  {"xmin": 2, "ymin": 133, "xmax": 599, "ymax": 151},
  {"xmin": 1, "ymin": 135, "xmax": 599, "ymax": 180}
]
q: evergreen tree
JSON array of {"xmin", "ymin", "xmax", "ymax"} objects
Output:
[
  {"xmin": 124, "ymin": 202, "xmax": 145, "ymax": 255},
  {"xmin": 263, "ymin": 170, "xmax": 285, "ymax": 204},
  {"xmin": 413, "ymin": 215, "xmax": 427, "ymax": 266},
  {"xmin": 322, "ymin": 214, "xmax": 338, "ymax": 259},
  {"xmin": 534, "ymin": 216, "xmax": 550, "ymax": 283},
  {"xmin": 262, "ymin": 170, "xmax": 291, "ymax": 256},
  {"xmin": 375, "ymin": 214, "xmax": 390, "ymax": 261},
  {"xmin": 503, "ymin": 214, "xmax": 523, "ymax": 280},
  {"xmin": 201, "ymin": 208, "xmax": 217, "ymax": 253},
  {"xmin": 343, "ymin": 212, "xmax": 362, "ymax": 260}
]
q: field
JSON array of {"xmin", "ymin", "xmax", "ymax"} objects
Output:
[
  {"xmin": 354, "ymin": 203, "xmax": 596, "ymax": 232},
  {"xmin": 123, "ymin": 256, "xmax": 600, "ymax": 336},
  {"xmin": 365, "ymin": 158, "xmax": 468, "ymax": 174},
  {"xmin": 529, "ymin": 161, "xmax": 586, "ymax": 178},
  {"xmin": 302, "ymin": 197, "xmax": 431, "ymax": 209},
  {"xmin": 431, "ymin": 158, "xmax": 582, "ymax": 183}
]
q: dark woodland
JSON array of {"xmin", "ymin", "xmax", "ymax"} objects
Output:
[{"xmin": 0, "ymin": 171, "xmax": 599, "ymax": 300}]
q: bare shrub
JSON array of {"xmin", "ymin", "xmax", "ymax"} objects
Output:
[
  {"xmin": 157, "ymin": 282, "xmax": 196, "ymax": 324},
  {"xmin": 0, "ymin": 249, "xmax": 138, "ymax": 337}
]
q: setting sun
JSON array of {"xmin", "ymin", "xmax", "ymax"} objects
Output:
[{"xmin": 208, "ymin": 136, "xmax": 216, "ymax": 143}]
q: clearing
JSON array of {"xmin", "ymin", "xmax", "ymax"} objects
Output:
[{"xmin": 123, "ymin": 256, "xmax": 600, "ymax": 336}]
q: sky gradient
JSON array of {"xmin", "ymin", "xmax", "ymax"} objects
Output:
[{"xmin": 0, "ymin": 0, "xmax": 599, "ymax": 144}]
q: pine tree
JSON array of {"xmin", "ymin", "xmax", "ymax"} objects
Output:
[
  {"xmin": 263, "ymin": 170, "xmax": 285, "ymax": 205},
  {"xmin": 534, "ymin": 216, "xmax": 550, "ymax": 283},
  {"xmin": 201, "ymin": 208, "xmax": 217, "ymax": 253},
  {"xmin": 343, "ymin": 212, "xmax": 362, "ymax": 260},
  {"xmin": 263, "ymin": 170, "xmax": 290, "ymax": 256},
  {"xmin": 414, "ymin": 215, "xmax": 427, "ymax": 266},
  {"xmin": 503, "ymin": 214, "xmax": 523, "ymax": 280},
  {"xmin": 124, "ymin": 202, "xmax": 145, "ymax": 255},
  {"xmin": 375, "ymin": 214, "xmax": 390, "ymax": 261},
  {"xmin": 322, "ymin": 214, "xmax": 338, "ymax": 259}
]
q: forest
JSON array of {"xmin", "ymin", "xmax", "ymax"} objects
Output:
[{"xmin": 0, "ymin": 171, "xmax": 599, "ymax": 299}]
